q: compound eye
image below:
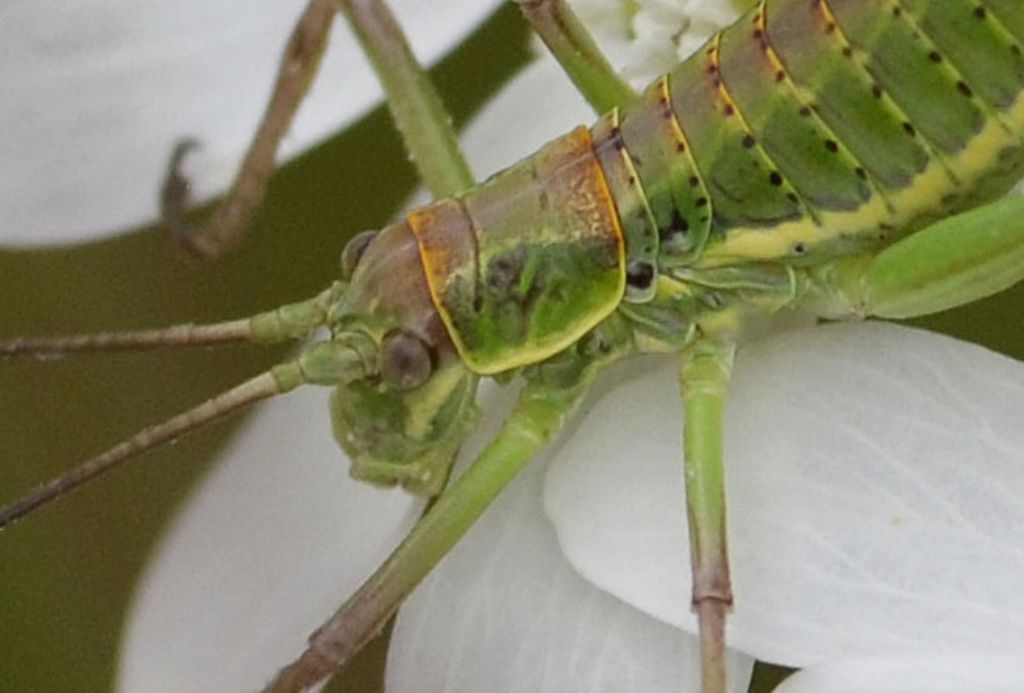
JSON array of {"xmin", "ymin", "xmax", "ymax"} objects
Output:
[
  {"xmin": 380, "ymin": 330, "xmax": 433, "ymax": 391},
  {"xmin": 340, "ymin": 230, "xmax": 378, "ymax": 280}
]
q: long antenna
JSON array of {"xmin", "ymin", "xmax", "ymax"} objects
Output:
[
  {"xmin": 0, "ymin": 285, "xmax": 340, "ymax": 358},
  {"xmin": 0, "ymin": 320, "xmax": 253, "ymax": 357},
  {"xmin": 0, "ymin": 333, "xmax": 375, "ymax": 527},
  {"xmin": 0, "ymin": 364, "xmax": 302, "ymax": 528}
]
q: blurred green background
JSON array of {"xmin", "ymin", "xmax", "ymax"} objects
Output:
[{"xmin": 2, "ymin": 4, "xmax": 1022, "ymax": 693}]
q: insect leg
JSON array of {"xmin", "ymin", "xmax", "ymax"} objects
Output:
[
  {"xmin": 515, "ymin": 0, "xmax": 636, "ymax": 112},
  {"xmin": 162, "ymin": 0, "xmax": 337, "ymax": 258},
  {"xmin": 164, "ymin": 0, "xmax": 475, "ymax": 258},
  {"xmin": 338, "ymin": 0, "xmax": 474, "ymax": 197},
  {"xmin": 679, "ymin": 337, "xmax": 736, "ymax": 693},
  {"xmin": 799, "ymin": 194, "xmax": 1024, "ymax": 320},
  {"xmin": 263, "ymin": 324, "xmax": 630, "ymax": 692},
  {"xmin": 263, "ymin": 383, "xmax": 587, "ymax": 691}
]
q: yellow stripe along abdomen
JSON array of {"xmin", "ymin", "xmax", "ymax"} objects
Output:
[
  {"xmin": 609, "ymin": 0, "xmax": 1024, "ymax": 270},
  {"xmin": 409, "ymin": 0, "xmax": 1024, "ymax": 375}
]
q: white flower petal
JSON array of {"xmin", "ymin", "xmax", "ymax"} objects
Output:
[
  {"xmin": 776, "ymin": 655, "xmax": 1024, "ymax": 693},
  {"xmin": 118, "ymin": 386, "xmax": 421, "ymax": 693},
  {"xmin": 574, "ymin": 0, "xmax": 742, "ymax": 85},
  {"xmin": 387, "ymin": 382, "xmax": 755, "ymax": 693},
  {"xmin": 545, "ymin": 323, "xmax": 1024, "ymax": 667},
  {"xmin": 1, "ymin": 0, "xmax": 501, "ymax": 247}
]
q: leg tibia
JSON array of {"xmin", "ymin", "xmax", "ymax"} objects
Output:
[
  {"xmin": 680, "ymin": 338, "xmax": 735, "ymax": 605},
  {"xmin": 516, "ymin": 0, "xmax": 636, "ymax": 113},
  {"xmin": 264, "ymin": 375, "xmax": 591, "ymax": 692},
  {"xmin": 679, "ymin": 338, "xmax": 736, "ymax": 693},
  {"xmin": 264, "ymin": 318, "xmax": 632, "ymax": 692},
  {"xmin": 163, "ymin": 0, "xmax": 476, "ymax": 258},
  {"xmin": 339, "ymin": 0, "xmax": 474, "ymax": 197}
]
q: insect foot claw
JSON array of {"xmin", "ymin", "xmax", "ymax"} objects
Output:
[{"xmin": 159, "ymin": 137, "xmax": 222, "ymax": 259}]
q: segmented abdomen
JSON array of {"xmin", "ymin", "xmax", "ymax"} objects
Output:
[
  {"xmin": 604, "ymin": 0, "xmax": 1024, "ymax": 279},
  {"xmin": 409, "ymin": 0, "xmax": 1024, "ymax": 375}
]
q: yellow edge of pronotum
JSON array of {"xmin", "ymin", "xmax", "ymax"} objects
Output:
[
  {"xmin": 413, "ymin": 129, "xmax": 627, "ymax": 377},
  {"xmin": 465, "ymin": 141, "xmax": 626, "ymax": 376}
]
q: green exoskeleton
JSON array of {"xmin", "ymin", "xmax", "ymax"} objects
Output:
[{"xmin": 3, "ymin": 0, "xmax": 1024, "ymax": 691}]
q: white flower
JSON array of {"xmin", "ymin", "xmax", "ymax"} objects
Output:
[
  {"xmin": 0, "ymin": 0, "xmax": 502, "ymax": 246},
  {"xmin": 6, "ymin": 2, "xmax": 1024, "ymax": 692}
]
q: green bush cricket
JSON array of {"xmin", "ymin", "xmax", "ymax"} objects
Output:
[{"xmin": 3, "ymin": 1, "xmax": 1024, "ymax": 691}]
